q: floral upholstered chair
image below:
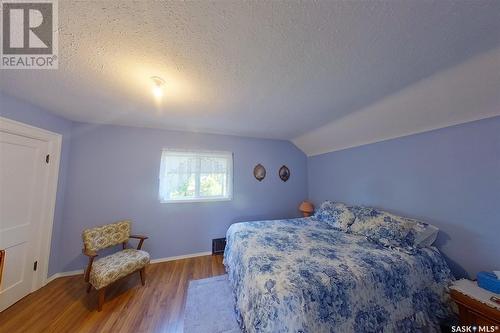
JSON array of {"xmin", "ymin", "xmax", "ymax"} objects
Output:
[{"xmin": 82, "ymin": 220, "xmax": 150, "ymax": 311}]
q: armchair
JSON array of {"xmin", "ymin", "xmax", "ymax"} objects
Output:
[{"xmin": 82, "ymin": 220, "xmax": 150, "ymax": 311}]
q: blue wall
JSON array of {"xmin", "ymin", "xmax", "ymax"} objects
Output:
[
  {"xmin": 3, "ymin": 91, "xmax": 499, "ymax": 279},
  {"xmin": 308, "ymin": 116, "xmax": 500, "ymax": 278},
  {"xmin": 0, "ymin": 92, "xmax": 73, "ymax": 275},
  {"xmin": 1, "ymin": 93, "xmax": 307, "ymax": 275},
  {"xmin": 59, "ymin": 123, "xmax": 307, "ymax": 272}
]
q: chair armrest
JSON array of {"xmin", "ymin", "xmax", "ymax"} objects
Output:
[
  {"xmin": 83, "ymin": 249, "xmax": 98, "ymax": 258},
  {"xmin": 129, "ymin": 235, "xmax": 148, "ymax": 240},
  {"xmin": 129, "ymin": 235, "xmax": 148, "ymax": 250},
  {"xmin": 82, "ymin": 249, "xmax": 98, "ymax": 282}
]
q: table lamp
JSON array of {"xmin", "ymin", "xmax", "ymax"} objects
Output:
[{"xmin": 299, "ymin": 201, "xmax": 314, "ymax": 217}]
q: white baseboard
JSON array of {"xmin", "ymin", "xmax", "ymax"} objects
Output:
[
  {"xmin": 150, "ymin": 251, "xmax": 212, "ymax": 264},
  {"xmin": 45, "ymin": 251, "xmax": 214, "ymax": 284},
  {"xmin": 46, "ymin": 269, "xmax": 84, "ymax": 284}
]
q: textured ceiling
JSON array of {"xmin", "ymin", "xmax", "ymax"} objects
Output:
[{"xmin": 1, "ymin": 1, "xmax": 499, "ymax": 140}]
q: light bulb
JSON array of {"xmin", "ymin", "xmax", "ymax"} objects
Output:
[
  {"xmin": 150, "ymin": 76, "xmax": 165, "ymax": 99},
  {"xmin": 153, "ymin": 85, "xmax": 163, "ymax": 98}
]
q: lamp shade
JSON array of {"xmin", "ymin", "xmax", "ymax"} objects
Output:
[{"xmin": 299, "ymin": 201, "xmax": 314, "ymax": 217}]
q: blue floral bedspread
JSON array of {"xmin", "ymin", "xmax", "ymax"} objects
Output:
[{"xmin": 224, "ymin": 217, "xmax": 454, "ymax": 333}]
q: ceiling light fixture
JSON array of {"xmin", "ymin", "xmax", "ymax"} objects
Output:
[{"xmin": 151, "ymin": 76, "xmax": 166, "ymax": 98}]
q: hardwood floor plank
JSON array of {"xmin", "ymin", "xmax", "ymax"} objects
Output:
[{"xmin": 0, "ymin": 255, "xmax": 225, "ymax": 333}]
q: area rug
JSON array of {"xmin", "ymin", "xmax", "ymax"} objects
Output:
[{"xmin": 183, "ymin": 275, "xmax": 241, "ymax": 333}]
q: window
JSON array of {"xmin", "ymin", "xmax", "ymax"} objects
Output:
[{"xmin": 159, "ymin": 149, "xmax": 233, "ymax": 203}]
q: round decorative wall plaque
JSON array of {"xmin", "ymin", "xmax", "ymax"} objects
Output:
[
  {"xmin": 279, "ymin": 165, "xmax": 290, "ymax": 182},
  {"xmin": 253, "ymin": 164, "xmax": 266, "ymax": 181}
]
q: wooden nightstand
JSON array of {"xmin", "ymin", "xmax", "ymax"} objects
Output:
[{"xmin": 450, "ymin": 279, "xmax": 500, "ymax": 326}]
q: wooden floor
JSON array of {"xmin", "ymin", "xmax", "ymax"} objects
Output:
[{"xmin": 0, "ymin": 255, "xmax": 225, "ymax": 333}]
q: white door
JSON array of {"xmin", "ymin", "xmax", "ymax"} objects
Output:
[{"xmin": 0, "ymin": 130, "xmax": 49, "ymax": 311}]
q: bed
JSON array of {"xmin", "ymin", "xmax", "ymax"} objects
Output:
[{"xmin": 224, "ymin": 204, "xmax": 455, "ymax": 333}]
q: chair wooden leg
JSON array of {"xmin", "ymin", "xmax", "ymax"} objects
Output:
[
  {"xmin": 139, "ymin": 267, "xmax": 146, "ymax": 286},
  {"xmin": 97, "ymin": 288, "xmax": 105, "ymax": 312},
  {"xmin": 86, "ymin": 283, "xmax": 92, "ymax": 293}
]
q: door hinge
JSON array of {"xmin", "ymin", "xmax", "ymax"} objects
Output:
[
  {"xmin": 45, "ymin": 154, "xmax": 50, "ymax": 164},
  {"xmin": 33, "ymin": 261, "xmax": 38, "ymax": 271}
]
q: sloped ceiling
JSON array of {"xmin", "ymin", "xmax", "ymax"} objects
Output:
[
  {"xmin": 1, "ymin": 1, "xmax": 499, "ymax": 150},
  {"xmin": 294, "ymin": 46, "xmax": 500, "ymax": 156}
]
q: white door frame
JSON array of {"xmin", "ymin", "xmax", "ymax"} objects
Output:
[{"xmin": 0, "ymin": 116, "xmax": 62, "ymax": 291}]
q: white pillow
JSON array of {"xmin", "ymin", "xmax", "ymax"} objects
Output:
[{"xmin": 410, "ymin": 221, "xmax": 439, "ymax": 247}]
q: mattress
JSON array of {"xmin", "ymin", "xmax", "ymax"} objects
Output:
[{"xmin": 224, "ymin": 217, "xmax": 454, "ymax": 333}]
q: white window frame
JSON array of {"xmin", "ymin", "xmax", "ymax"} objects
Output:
[{"xmin": 159, "ymin": 149, "xmax": 233, "ymax": 203}]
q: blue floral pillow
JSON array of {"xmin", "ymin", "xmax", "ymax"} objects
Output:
[
  {"xmin": 348, "ymin": 206, "xmax": 416, "ymax": 249},
  {"xmin": 313, "ymin": 201, "xmax": 355, "ymax": 231}
]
